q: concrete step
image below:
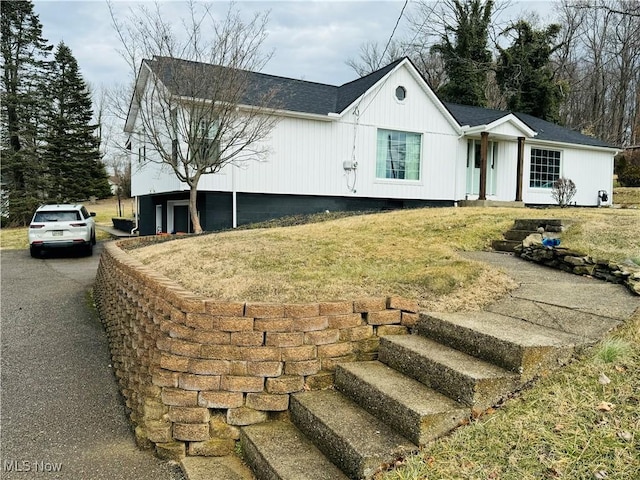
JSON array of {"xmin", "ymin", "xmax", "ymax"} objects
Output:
[
  {"xmin": 491, "ymin": 239, "xmax": 521, "ymax": 252},
  {"xmin": 503, "ymin": 229, "xmax": 537, "ymax": 241},
  {"xmin": 290, "ymin": 390, "xmax": 417, "ymax": 480},
  {"xmin": 486, "ymin": 297, "xmax": 622, "ymax": 342},
  {"xmin": 181, "ymin": 456, "xmax": 255, "ymax": 480},
  {"xmin": 417, "ymin": 311, "xmax": 580, "ymax": 381},
  {"xmin": 513, "ymin": 219, "xmax": 564, "ymax": 232},
  {"xmin": 241, "ymin": 422, "xmax": 348, "ymax": 480},
  {"xmin": 335, "ymin": 361, "xmax": 468, "ymax": 446},
  {"xmin": 379, "ymin": 335, "xmax": 518, "ymax": 413}
]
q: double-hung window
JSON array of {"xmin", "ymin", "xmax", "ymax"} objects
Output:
[
  {"xmin": 376, "ymin": 129, "xmax": 421, "ymax": 180},
  {"xmin": 529, "ymin": 148, "xmax": 561, "ymax": 188},
  {"xmin": 196, "ymin": 118, "xmax": 220, "ymax": 162}
]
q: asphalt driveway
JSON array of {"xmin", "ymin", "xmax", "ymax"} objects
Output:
[{"xmin": 1, "ymin": 244, "xmax": 184, "ymax": 479}]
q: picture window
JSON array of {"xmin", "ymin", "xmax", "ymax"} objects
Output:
[
  {"xmin": 376, "ymin": 129, "xmax": 421, "ymax": 180},
  {"xmin": 529, "ymin": 148, "xmax": 561, "ymax": 188}
]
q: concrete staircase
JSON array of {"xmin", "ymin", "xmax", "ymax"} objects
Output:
[
  {"xmin": 240, "ymin": 310, "xmax": 585, "ymax": 480},
  {"xmin": 492, "ymin": 219, "xmax": 565, "ymax": 253}
]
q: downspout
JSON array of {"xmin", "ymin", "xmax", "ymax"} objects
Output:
[
  {"xmin": 131, "ymin": 196, "xmax": 139, "ymax": 235},
  {"xmin": 516, "ymin": 137, "xmax": 525, "ymax": 202},
  {"xmin": 232, "ymin": 165, "xmax": 237, "ymax": 229},
  {"xmin": 455, "ymin": 127, "xmax": 470, "ymax": 205}
]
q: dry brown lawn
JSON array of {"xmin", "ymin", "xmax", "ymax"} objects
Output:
[
  {"xmin": 130, "ymin": 206, "xmax": 639, "ymax": 309},
  {"xmin": 613, "ymin": 186, "xmax": 640, "ymax": 206}
]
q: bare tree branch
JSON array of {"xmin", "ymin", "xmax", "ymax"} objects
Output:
[{"xmin": 110, "ymin": 1, "xmax": 279, "ymax": 233}]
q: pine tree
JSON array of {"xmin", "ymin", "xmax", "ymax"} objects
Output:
[
  {"xmin": 42, "ymin": 42, "xmax": 110, "ymax": 203},
  {"xmin": 1, "ymin": 0, "xmax": 52, "ymax": 225},
  {"xmin": 431, "ymin": 0, "xmax": 494, "ymax": 107},
  {"xmin": 496, "ymin": 21, "xmax": 564, "ymax": 123}
]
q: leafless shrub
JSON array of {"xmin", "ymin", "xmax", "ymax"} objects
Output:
[{"xmin": 551, "ymin": 177, "xmax": 577, "ymax": 207}]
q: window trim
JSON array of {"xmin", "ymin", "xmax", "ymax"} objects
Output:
[
  {"xmin": 374, "ymin": 128, "xmax": 423, "ymax": 183},
  {"xmin": 395, "ymin": 86, "xmax": 407, "ymax": 103},
  {"xmin": 529, "ymin": 146, "xmax": 562, "ymax": 189},
  {"xmin": 196, "ymin": 118, "xmax": 220, "ymax": 161}
]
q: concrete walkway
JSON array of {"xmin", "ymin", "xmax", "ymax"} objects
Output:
[
  {"xmin": 464, "ymin": 251, "xmax": 639, "ymax": 340},
  {"xmin": 96, "ymin": 224, "xmax": 136, "ymax": 238},
  {"xmin": 182, "ymin": 251, "xmax": 639, "ymax": 480}
]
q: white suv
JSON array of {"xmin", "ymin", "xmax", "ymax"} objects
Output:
[{"xmin": 28, "ymin": 204, "xmax": 96, "ymax": 257}]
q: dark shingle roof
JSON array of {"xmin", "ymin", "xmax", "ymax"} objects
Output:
[
  {"xmin": 146, "ymin": 56, "xmax": 402, "ymax": 116},
  {"xmin": 444, "ymin": 102, "xmax": 614, "ymax": 148},
  {"xmin": 145, "ymin": 57, "xmax": 614, "ymax": 149},
  {"xmin": 335, "ymin": 58, "xmax": 404, "ymax": 112},
  {"xmin": 512, "ymin": 112, "xmax": 614, "ymax": 148}
]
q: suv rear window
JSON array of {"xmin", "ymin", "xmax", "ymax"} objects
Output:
[{"xmin": 34, "ymin": 211, "xmax": 81, "ymax": 222}]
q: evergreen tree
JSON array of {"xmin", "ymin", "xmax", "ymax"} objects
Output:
[
  {"xmin": 1, "ymin": 0, "xmax": 52, "ymax": 225},
  {"xmin": 42, "ymin": 42, "xmax": 110, "ymax": 202},
  {"xmin": 431, "ymin": 0, "xmax": 494, "ymax": 107},
  {"xmin": 497, "ymin": 21, "xmax": 564, "ymax": 123}
]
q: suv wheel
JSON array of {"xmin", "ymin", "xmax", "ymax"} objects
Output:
[
  {"xmin": 30, "ymin": 245, "xmax": 40, "ymax": 258},
  {"xmin": 85, "ymin": 242, "xmax": 94, "ymax": 257}
]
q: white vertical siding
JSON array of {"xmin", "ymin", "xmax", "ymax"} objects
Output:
[
  {"xmin": 494, "ymin": 141, "xmax": 518, "ymax": 201},
  {"xmin": 130, "ymin": 61, "xmax": 615, "ymax": 207},
  {"xmin": 523, "ymin": 143, "xmax": 614, "ymax": 205},
  {"xmin": 136, "ymin": 63, "xmax": 463, "ymax": 202}
]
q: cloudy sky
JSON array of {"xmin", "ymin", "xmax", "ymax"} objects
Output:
[{"xmin": 33, "ymin": 0, "xmax": 557, "ymax": 91}]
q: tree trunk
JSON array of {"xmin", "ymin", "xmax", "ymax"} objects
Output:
[{"xmin": 189, "ymin": 184, "xmax": 203, "ymax": 234}]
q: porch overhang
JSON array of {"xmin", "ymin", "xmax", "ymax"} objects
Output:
[
  {"xmin": 461, "ymin": 113, "xmax": 537, "ymax": 140},
  {"xmin": 461, "ymin": 114, "xmax": 536, "ymax": 202}
]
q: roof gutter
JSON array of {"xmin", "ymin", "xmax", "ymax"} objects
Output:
[
  {"xmin": 174, "ymin": 95, "xmax": 335, "ymax": 122},
  {"xmin": 527, "ymin": 138, "xmax": 619, "ymax": 154}
]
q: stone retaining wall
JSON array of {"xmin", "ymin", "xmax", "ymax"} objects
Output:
[
  {"xmin": 93, "ymin": 239, "xmax": 418, "ymax": 460},
  {"xmin": 516, "ymin": 243, "xmax": 640, "ymax": 295}
]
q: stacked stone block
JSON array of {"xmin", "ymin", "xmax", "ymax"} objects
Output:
[
  {"xmin": 516, "ymin": 244, "xmax": 640, "ymax": 295},
  {"xmin": 93, "ymin": 240, "xmax": 419, "ymax": 459}
]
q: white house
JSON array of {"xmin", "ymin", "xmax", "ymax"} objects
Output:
[{"xmin": 126, "ymin": 56, "xmax": 617, "ymax": 235}]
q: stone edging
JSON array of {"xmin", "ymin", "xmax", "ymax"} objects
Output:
[
  {"xmin": 92, "ymin": 238, "xmax": 419, "ymax": 460},
  {"xmin": 516, "ymin": 243, "xmax": 640, "ymax": 295}
]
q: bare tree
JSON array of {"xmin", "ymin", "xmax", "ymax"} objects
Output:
[
  {"xmin": 553, "ymin": 1, "xmax": 640, "ymax": 146},
  {"xmin": 345, "ymin": 40, "xmax": 403, "ymax": 77},
  {"xmin": 109, "ymin": 0, "xmax": 279, "ymax": 233}
]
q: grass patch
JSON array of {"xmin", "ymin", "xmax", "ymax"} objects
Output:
[
  {"xmin": 129, "ymin": 206, "xmax": 639, "ymax": 310},
  {"xmin": 379, "ymin": 310, "xmax": 640, "ymax": 480},
  {"xmin": 0, "ymin": 227, "xmax": 29, "ymax": 250},
  {"xmin": 613, "ymin": 187, "xmax": 640, "ymax": 206},
  {"xmin": 596, "ymin": 338, "xmax": 632, "ymax": 364}
]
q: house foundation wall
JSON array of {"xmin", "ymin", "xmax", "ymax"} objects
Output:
[
  {"xmin": 138, "ymin": 191, "xmax": 453, "ymax": 236},
  {"xmin": 93, "ymin": 238, "xmax": 419, "ymax": 459}
]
